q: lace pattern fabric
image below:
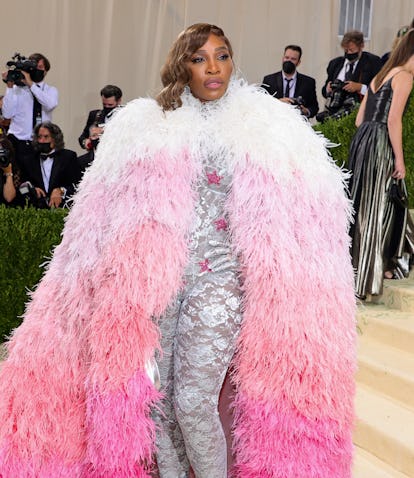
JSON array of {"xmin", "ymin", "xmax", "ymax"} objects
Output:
[{"xmin": 154, "ymin": 152, "xmax": 242, "ymax": 478}]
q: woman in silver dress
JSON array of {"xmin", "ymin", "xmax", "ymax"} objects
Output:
[{"xmin": 153, "ymin": 26, "xmax": 241, "ymax": 478}]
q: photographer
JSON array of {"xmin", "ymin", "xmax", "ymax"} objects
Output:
[
  {"xmin": 77, "ymin": 123, "xmax": 103, "ymax": 175},
  {"xmin": 1, "ymin": 53, "xmax": 58, "ymax": 166},
  {"xmin": 0, "ymin": 136, "xmax": 20, "ymax": 205},
  {"xmin": 19, "ymin": 122, "xmax": 80, "ymax": 209},
  {"xmin": 318, "ymin": 31, "xmax": 382, "ymax": 121},
  {"xmin": 262, "ymin": 45, "xmax": 319, "ymax": 118},
  {"xmin": 78, "ymin": 84, "xmax": 122, "ymax": 149}
]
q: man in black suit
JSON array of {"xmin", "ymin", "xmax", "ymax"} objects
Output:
[
  {"xmin": 321, "ymin": 30, "xmax": 382, "ymax": 112},
  {"xmin": 262, "ymin": 45, "xmax": 319, "ymax": 118},
  {"xmin": 77, "ymin": 124, "xmax": 103, "ymax": 175},
  {"xmin": 78, "ymin": 85, "xmax": 122, "ymax": 149},
  {"xmin": 20, "ymin": 122, "xmax": 81, "ymax": 208}
]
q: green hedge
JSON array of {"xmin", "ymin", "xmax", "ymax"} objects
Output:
[
  {"xmin": 314, "ymin": 95, "xmax": 414, "ymax": 207},
  {"xmin": 0, "ymin": 206, "xmax": 67, "ymax": 342}
]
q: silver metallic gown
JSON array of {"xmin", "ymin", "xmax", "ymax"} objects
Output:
[
  {"xmin": 349, "ymin": 76, "xmax": 414, "ymax": 297},
  {"xmin": 154, "ymin": 150, "xmax": 242, "ymax": 478}
]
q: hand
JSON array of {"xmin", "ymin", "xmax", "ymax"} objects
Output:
[
  {"xmin": 299, "ymin": 105, "xmax": 310, "ymax": 117},
  {"xmin": 343, "ymin": 81, "xmax": 361, "ymax": 94},
  {"xmin": 49, "ymin": 187, "xmax": 63, "ymax": 208},
  {"xmin": 1, "ymin": 164, "xmax": 12, "ymax": 175},
  {"xmin": 21, "ymin": 70, "xmax": 33, "ymax": 88},
  {"xmin": 392, "ymin": 159, "xmax": 406, "ymax": 180},
  {"xmin": 35, "ymin": 187, "xmax": 47, "ymax": 199},
  {"xmin": 326, "ymin": 81, "xmax": 332, "ymax": 94},
  {"xmin": 2, "ymin": 71, "xmax": 13, "ymax": 87},
  {"xmin": 279, "ymin": 97, "xmax": 293, "ymax": 104},
  {"xmin": 203, "ymin": 240, "xmax": 238, "ymax": 274},
  {"xmin": 84, "ymin": 138, "xmax": 92, "ymax": 150}
]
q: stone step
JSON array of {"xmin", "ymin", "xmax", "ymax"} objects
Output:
[
  {"xmin": 354, "ymin": 384, "xmax": 414, "ymax": 477},
  {"xmin": 375, "ymin": 276, "xmax": 414, "ymax": 313},
  {"xmin": 357, "ymin": 304, "xmax": 414, "ymax": 354},
  {"xmin": 354, "ymin": 447, "xmax": 411, "ymax": 478},
  {"xmin": 357, "ymin": 335, "xmax": 414, "ymax": 410}
]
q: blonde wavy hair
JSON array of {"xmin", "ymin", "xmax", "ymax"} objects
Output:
[{"xmin": 156, "ymin": 23, "xmax": 233, "ymax": 111}]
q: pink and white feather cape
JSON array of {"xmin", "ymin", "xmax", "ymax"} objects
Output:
[{"xmin": 0, "ymin": 80, "xmax": 356, "ymax": 477}]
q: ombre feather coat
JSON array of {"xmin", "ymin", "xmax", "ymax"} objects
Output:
[{"xmin": 0, "ymin": 80, "xmax": 356, "ymax": 478}]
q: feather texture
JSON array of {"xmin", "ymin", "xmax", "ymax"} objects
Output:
[{"xmin": 0, "ymin": 80, "xmax": 356, "ymax": 477}]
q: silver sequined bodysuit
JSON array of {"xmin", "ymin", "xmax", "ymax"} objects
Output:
[{"xmin": 155, "ymin": 151, "xmax": 242, "ymax": 478}]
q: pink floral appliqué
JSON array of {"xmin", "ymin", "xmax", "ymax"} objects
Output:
[
  {"xmin": 206, "ymin": 170, "xmax": 222, "ymax": 185},
  {"xmin": 214, "ymin": 218, "xmax": 228, "ymax": 231},
  {"xmin": 199, "ymin": 258, "xmax": 212, "ymax": 273}
]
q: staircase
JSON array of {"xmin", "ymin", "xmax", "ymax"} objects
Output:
[{"xmin": 353, "ymin": 272, "xmax": 414, "ymax": 478}]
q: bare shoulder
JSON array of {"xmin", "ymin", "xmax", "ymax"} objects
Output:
[{"xmin": 391, "ymin": 69, "xmax": 413, "ymax": 88}]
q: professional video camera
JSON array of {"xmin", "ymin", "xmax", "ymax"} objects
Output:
[
  {"xmin": 3, "ymin": 53, "xmax": 37, "ymax": 87},
  {"xmin": 0, "ymin": 145, "xmax": 11, "ymax": 168}
]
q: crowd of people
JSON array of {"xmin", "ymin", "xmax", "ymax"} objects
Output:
[
  {"xmin": 0, "ymin": 27, "xmax": 410, "ymax": 208},
  {"xmin": 0, "ymin": 19, "xmax": 413, "ymax": 477},
  {"xmin": 0, "ymin": 57, "xmax": 123, "ymax": 207}
]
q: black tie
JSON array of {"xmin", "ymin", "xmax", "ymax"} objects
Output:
[
  {"xmin": 40, "ymin": 151, "xmax": 56, "ymax": 159},
  {"xmin": 284, "ymin": 78, "xmax": 292, "ymax": 98},
  {"xmin": 345, "ymin": 62, "xmax": 354, "ymax": 81},
  {"xmin": 32, "ymin": 88, "xmax": 42, "ymax": 128}
]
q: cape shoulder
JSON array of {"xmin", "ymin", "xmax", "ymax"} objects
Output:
[
  {"xmin": 80, "ymin": 94, "xmax": 205, "ymax": 187},
  {"xmin": 80, "ymin": 81, "xmax": 347, "ymax": 198},
  {"xmin": 211, "ymin": 82, "xmax": 346, "ymax": 192}
]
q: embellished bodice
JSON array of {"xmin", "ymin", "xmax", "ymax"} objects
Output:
[{"xmin": 185, "ymin": 152, "xmax": 232, "ymax": 279}]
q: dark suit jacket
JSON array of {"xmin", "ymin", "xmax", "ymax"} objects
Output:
[
  {"xmin": 78, "ymin": 109, "xmax": 105, "ymax": 148},
  {"xmin": 321, "ymin": 51, "xmax": 382, "ymax": 98},
  {"xmin": 20, "ymin": 148, "xmax": 81, "ymax": 204},
  {"xmin": 261, "ymin": 71, "xmax": 319, "ymax": 118},
  {"xmin": 77, "ymin": 149, "xmax": 95, "ymax": 173}
]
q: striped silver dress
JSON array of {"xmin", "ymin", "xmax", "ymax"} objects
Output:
[{"xmin": 348, "ymin": 76, "xmax": 414, "ymax": 298}]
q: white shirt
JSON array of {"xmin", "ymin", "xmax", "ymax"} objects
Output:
[
  {"xmin": 282, "ymin": 72, "xmax": 297, "ymax": 98},
  {"xmin": 2, "ymin": 81, "xmax": 58, "ymax": 140},
  {"xmin": 40, "ymin": 152, "xmax": 55, "ymax": 193},
  {"xmin": 337, "ymin": 59, "xmax": 368, "ymax": 96}
]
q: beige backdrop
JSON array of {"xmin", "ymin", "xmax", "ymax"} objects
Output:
[{"xmin": 0, "ymin": 0, "xmax": 413, "ymax": 153}]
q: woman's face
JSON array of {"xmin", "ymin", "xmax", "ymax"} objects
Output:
[{"xmin": 187, "ymin": 34, "xmax": 233, "ymax": 102}]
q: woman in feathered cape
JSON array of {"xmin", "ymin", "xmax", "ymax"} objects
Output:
[{"xmin": 0, "ymin": 24, "xmax": 356, "ymax": 478}]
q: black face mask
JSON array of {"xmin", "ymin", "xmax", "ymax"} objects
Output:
[
  {"xmin": 282, "ymin": 60, "xmax": 296, "ymax": 75},
  {"xmin": 30, "ymin": 69, "xmax": 45, "ymax": 83},
  {"xmin": 344, "ymin": 52, "xmax": 359, "ymax": 62},
  {"xmin": 36, "ymin": 142, "xmax": 52, "ymax": 155},
  {"xmin": 102, "ymin": 106, "xmax": 116, "ymax": 117},
  {"xmin": 90, "ymin": 138, "xmax": 100, "ymax": 150}
]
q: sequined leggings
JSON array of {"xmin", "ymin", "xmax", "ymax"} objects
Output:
[{"xmin": 155, "ymin": 270, "xmax": 242, "ymax": 478}]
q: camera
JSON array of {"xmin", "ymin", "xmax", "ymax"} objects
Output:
[
  {"xmin": 316, "ymin": 79, "xmax": 358, "ymax": 123},
  {"xmin": 3, "ymin": 53, "xmax": 37, "ymax": 87},
  {"xmin": 290, "ymin": 96, "xmax": 304, "ymax": 107},
  {"xmin": 325, "ymin": 79, "xmax": 347, "ymax": 112},
  {"xmin": 19, "ymin": 181, "xmax": 49, "ymax": 208},
  {"xmin": 0, "ymin": 146, "xmax": 10, "ymax": 168},
  {"xmin": 330, "ymin": 79, "xmax": 345, "ymax": 91}
]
